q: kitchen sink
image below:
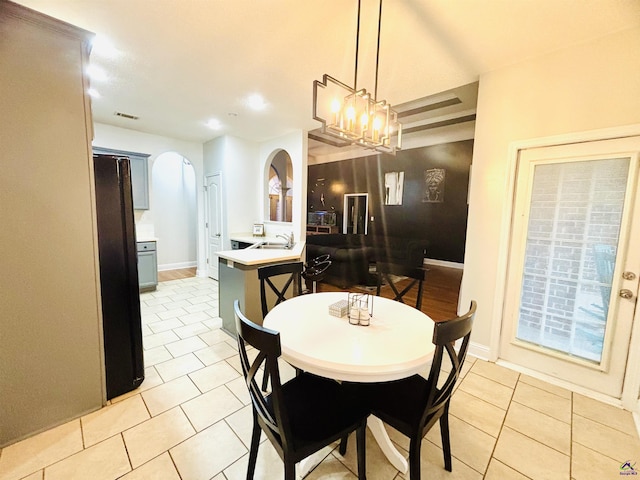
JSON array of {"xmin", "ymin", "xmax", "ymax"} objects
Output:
[
  {"xmin": 246, "ymin": 241, "xmax": 291, "ymax": 250},
  {"xmin": 258, "ymin": 242, "xmax": 291, "ymax": 249}
]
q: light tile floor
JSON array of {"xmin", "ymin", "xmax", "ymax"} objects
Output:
[{"xmin": 1, "ymin": 276, "xmax": 639, "ymax": 480}]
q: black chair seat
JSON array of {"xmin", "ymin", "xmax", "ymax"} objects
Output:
[
  {"xmin": 234, "ymin": 300, "xmax": 368, "ymax": 479},
  {"xmin": 271, "ymin": 373, "xmax": 368, "ymax": 449},
  {"xmin": 360, "ymin": 374, "xmax": 432, "ymax": 435},
  {"xmin": 341, "ymin": 302, "xmax": 477, "ymax": 479}
]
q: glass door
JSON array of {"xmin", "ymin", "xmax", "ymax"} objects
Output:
[
  {"xmin": 343, "ymin": 193, "xmax": 369, "ymax": 234},
  {"xmin": 500, "ymin": 137, "xmax": 640, "ymax": 397}
]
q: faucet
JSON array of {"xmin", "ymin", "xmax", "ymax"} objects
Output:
[{"xmin": 276, "ymin": 232, "xmax": 294, "ymax": 249}]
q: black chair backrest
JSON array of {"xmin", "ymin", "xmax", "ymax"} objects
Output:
[
  {"xmin": 258, "ymin": 262, "xmax": 303, "ymax": 317},
  {"xmin": 421, "ymin": 301, "xmax": 476, "ymax": 428},
  {"xmin": 376, "ymin": 262, "xmax": 428, "ymax": 310},
  {"xmin": 234, "ymin": 300, "xmax": 293, "ymax": 448}
]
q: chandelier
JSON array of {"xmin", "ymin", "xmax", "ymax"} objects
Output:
[{"xmin": 313, "ymin": 0, "xmax": 402, "ymax": 155}]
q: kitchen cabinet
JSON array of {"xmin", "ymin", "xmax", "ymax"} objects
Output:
[
  {"xmin": 137, "ymin": 241, "xmax": 158, "ymax": 291},
  {"xmin": 1, "ymin": 1, "xmax": 103, "ymax": 447},
  {"xmin": 93, "ymin": 147, "xmax": 150, "ymax": 210}
]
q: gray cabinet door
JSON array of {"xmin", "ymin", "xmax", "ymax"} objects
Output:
[
  {"xmin": 93, "ymin": 147, "xmax": 150, "ymax": 210},
  {"xmin": 137, "ymin": 241, "xmax": 157, "ymax": 291},
  {"xmin": 138, "ymin": 250, "xmax": 158, "ymax": 290}
]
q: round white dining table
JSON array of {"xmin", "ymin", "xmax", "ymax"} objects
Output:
[{"xmin": 263, "ymin": 291, "xmax": 436, "ymax": 474}]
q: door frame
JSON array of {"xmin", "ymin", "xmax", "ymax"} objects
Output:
[
  {"xmin": 204, "ymin": 172, "xmax": 224, "ymax": 280},
  {"xmin": 490, "ymin": 124, "xmax": 640, "ymax": 412},
  {"xmin": 343, "ymin": 193, "xmax": 369, "ymax": 234}
]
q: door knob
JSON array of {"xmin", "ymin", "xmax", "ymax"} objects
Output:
[
  {"xmin": 619, "ymin": 289, "xmax": 634, "ymax": 299},
  {"xmin": 622, "ymin": 271, "xmax": 636, "ymax": 280}
]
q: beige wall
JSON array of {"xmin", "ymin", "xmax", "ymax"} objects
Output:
[{"xmin": 460, "ymin": 26, "xmax": 640, "ymax": 352}]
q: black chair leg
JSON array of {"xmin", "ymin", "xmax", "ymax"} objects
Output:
[
  {"xmin": 247, "ymin": 420, "xmax": 261, "ymax": 479},
  {"xmin": 356, "ymin": 423, "xmax": 367, "ymax": 480},
  {"xmin": 440, "ymin": 405, "xmax": 452, "ymax": 472},
  {"xmin": 339, "ymin": 434, "xmax": 349, "ymax": 455},
  {"xmin": 284, "ymin": 459, "xmax": 296, "ymax": 480},
  {"xmin": 409, "ymin": 436, "xmax": 422, "ymax": 480}
]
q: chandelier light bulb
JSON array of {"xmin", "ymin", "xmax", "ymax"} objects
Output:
[
  {"xmin": 346, "ymin": 105, "xmax": 356, "ymax": 131},
  {"xmin": 360, "ymin": 112, "xmax": 369, "ymax": 131}
]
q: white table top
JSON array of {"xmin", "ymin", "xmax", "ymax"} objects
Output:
[{"xmin": 263, "ymin": 292, "xmax": 436, "ymax": 382}]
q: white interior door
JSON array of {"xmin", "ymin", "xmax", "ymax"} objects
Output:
[
  {"xmin": 206, "ymin": 173, "xmax": 223, "ymax": 280},
  {"xmin": 500, "ymin": 136, "xmax": 640, "ymax": 398}
]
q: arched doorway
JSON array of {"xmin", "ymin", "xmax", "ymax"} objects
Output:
[{"xmin": 152, "ymin": 152, "xmax": 197, "ymax": 271}]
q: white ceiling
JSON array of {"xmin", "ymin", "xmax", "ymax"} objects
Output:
[{"xmin": 15, "ymin": 0, "xmax": 640, "ymax": 146}]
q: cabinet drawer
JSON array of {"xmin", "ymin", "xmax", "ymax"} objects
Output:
[{"xmin": 137, "ymin": 241, "xmax": 156, "ymax": 252}]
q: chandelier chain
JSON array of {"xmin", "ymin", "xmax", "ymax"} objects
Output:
[
  {"xmin": 375, "ymin": 0, "xmax": 383, "ymax": 101},
  {"xmin": 354, "ymin": 0, "xmax": 361, "ymax": 90}
]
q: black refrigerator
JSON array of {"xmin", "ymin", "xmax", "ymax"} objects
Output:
[{"xmin": 93, "ymin": 154, "xmax": 145, "ymax": 400}]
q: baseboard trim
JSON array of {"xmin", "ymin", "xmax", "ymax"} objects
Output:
[
  {"xmin": 158, "ymin": 261, "xmax": 197, "ymax": 272},
  {"xmin": 468, "ymin": 342, "xmax": 490, "ymax": 361},
  {"xmin": 423, "ymin": 258, "xmax": 464, "ymax": 269}
]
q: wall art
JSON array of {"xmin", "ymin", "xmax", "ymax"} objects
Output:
[
  {"xmin": 384, "ymin": 171, "xmax": 404, "ymax": 205},
  {"xmin": 423, "ymin": 168, "xmax": 445, "ymax": 203}
]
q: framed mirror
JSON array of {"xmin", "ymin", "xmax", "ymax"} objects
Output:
[{"xmin": 267, "ymin": 150, "xmax": 293, "ymax": 223}]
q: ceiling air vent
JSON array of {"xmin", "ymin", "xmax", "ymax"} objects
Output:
[{"xmin": 114, "ymin": 111, "xmax": 139, "ymax": 120}]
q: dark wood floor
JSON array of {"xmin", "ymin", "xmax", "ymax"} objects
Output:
[
  {"xmin": 317, "ymin": 264, "xmax": 463, "ymax": 321},
  {"xmin": 158, "ymin": 264, "xmax": 463, "ymax": 321}
]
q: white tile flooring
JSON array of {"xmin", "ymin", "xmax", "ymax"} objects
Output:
[{"xmin": 1, "ymin": 276, "xmax": 639, "ymax": 480}]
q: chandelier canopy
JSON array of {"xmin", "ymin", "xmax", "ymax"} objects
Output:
[{"xmin": 313, "ymin": 0, "xmax": 402, "ymax": 155}]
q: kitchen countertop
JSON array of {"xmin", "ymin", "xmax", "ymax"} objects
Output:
[{"xmin": 218, "ymin": 235, "xmax": 305, "ymax": 267}]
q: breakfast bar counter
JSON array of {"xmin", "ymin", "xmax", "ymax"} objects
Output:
[{"xmin": 218, "ymin": 240, "xmax": 305, "ymax": 337}]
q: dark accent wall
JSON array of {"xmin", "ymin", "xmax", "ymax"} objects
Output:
[{"xmin": 307, "ymin": 140, "xmax": 473, "ymax": 263}]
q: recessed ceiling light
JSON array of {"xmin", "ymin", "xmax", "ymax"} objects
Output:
[
  {"xmin": 245, "ymin": 94, "xmax": 267, "ymax": 111},
  {"xmin": 206, "ymin": 118, "xmax": 222, "ymax": 130},
  {"xmin": 88, "ymin": 88, "xmax": 101, "ymax": 98}
]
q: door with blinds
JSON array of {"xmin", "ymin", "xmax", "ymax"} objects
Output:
[{"xmin": 500, "ymin": 136, "xmax": 640, "ymax": 397}]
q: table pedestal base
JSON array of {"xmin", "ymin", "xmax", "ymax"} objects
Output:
[{"xmin": 367, "ymin": 416, "xmax": 409, "ymax": 474}]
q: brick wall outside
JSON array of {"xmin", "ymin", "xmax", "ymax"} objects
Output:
[{"xmin": 518, "ymin": 158, "xmax": 629, "ymax": 343}]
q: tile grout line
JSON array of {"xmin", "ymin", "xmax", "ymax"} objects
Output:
[{"xmin": 481, "ymin": 372, "xmax": 530, "ymax": 479}]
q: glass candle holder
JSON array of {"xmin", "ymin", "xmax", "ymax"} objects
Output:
[
  {"xmin": 348, "ymin": 292, "xmax": 373, "ymax": 326},
  {"xmin": 349, "ymin": 306, "xmax": 360, "ymax": 325}
]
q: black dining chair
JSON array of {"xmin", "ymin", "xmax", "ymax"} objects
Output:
[
  {"xmin": 258, "ymin": 262, "xmax": 304, "ymax": 389},
  {"xmin": 354, "ymin": 301, "xmax": 476, "ymax": 479},
  {"xmin": 233, "ymin": 300, "xmax": 369, "ymax": 480},
  {"xmin": 258, "ymin": 262, "xmax": 304, "ymax": 318},
  {"xmin": 375, "ymin": 262, "xmax": 428, "ymax": 310}
]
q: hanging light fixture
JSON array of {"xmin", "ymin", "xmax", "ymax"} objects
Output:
[{"xmin": 313, "ymin": 0, "xmax": 402, "ymax": 155}]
